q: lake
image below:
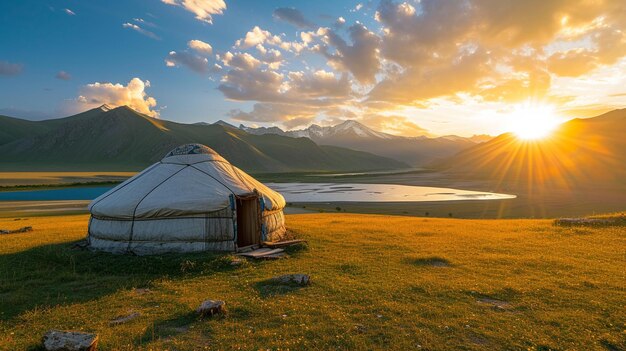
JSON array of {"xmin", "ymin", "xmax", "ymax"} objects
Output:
[{"xmin": 0, "ymin": 183, "xmax": 515, "ymax": 202}]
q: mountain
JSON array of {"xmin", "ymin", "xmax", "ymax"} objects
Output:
[
  {"xmin": 241, "ymin": 120, "xmax": 407, "ymax": 140},
  {"xmin": 240, "ymin": 120, "xmax": 488, "ymax": 166},
  {"xmin": 0, "ymin": 106, "xmax": 408, "ymax": 172},
  {"xmin": 434, "ymin": 109, "xmax": 626, "ymax": 187}
]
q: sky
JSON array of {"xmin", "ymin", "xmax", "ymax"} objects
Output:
[{"xmin": 0, "ymin": 0, "xmax": 624, "ymax": 137}]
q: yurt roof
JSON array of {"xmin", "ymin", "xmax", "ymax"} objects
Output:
[{"xmin": 88, "ymin": 144, "xmax": 285, "ymax": 219}]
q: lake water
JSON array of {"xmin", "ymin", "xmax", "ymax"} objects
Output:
[
  {"xmin": 0, "ymin": 183, "xmax": 515, "ymax": 202},
  {"xmin": 266, "ymin": 183, "xmax": 515, "ymax": 202}
]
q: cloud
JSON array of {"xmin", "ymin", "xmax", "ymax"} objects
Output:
[
  {"xmin": 287, "ymin": 70, "xmax": 351, "ymax": 99},
  {"xmin": 255, "ymin": 45, "xmax": 283, "ymax": 69},
  {"xmin": 222, "ymin": 52, "xmax": 261, "ymax": 70},
  {"xmin": 55, "ymin": 71, "xmax": 71, "ymax": 80},
  {"xmin": 236, "ymin": 26, "xmax": 283, "ymax": 48},
  {"xmin": 165, "ymin": 51, "xmax": 209, "ymax": 73},
  {"xmin": 273, "ymin": 7, "xmax": 314, "ymax": 28},
  {"xmin": 366, "ymin": 0, "xmax": 626, "ymax": 105},
  {"xmin": 350, "ymin": 3, "xmax": 363, "ymax": 12},
  {"xmin": 64, "ymin": 8, "xmax": 75, "ymax": 15},
  {"xmin": 361, "ymin": 114, "xmax": 431, "ymax": 137},
  {"xmin": 316, "ymin": 24, "xmax": 381, "ymax": 84},
  {"xmin": 75, "ymin": 78, "xmax": 159, "ymax": 117},
  {"xmin": 218, "ymin": 52, "xmax": 352, "ymax": 128},
  {"xmin": 188, "ymin": 39, "xmax": 213, "ymax": 55},
  {"xmin": 161, "ymin": 0, "xmax": 226, "ymax": 24},
  {"xmin": 228, "ymin": 103, "xmax": 318, "ymax": 128},
  {"xmin": 123, "ymin": 23, "xmax": 160, "ymax": 40},
  {"xmin": 0, "ymin": 61, "xmax": 23, "ymax": 76},
  {"xmin": 133, "ymin": 18, "xmax": 156, "ymax": 27}
]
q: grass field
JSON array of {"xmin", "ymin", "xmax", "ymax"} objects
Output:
[{"xmin": 0, "ymin": 214, "xmax": 624, "ymax": 350}]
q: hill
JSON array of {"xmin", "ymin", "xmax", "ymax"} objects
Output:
[
  {"xmin": 0, "ymin": 213, "xmax": 623, "ymax": 350},
  {"xmin": 434, "ymin": 109, "xmax": 626, "ymax": 188},
  {"xmin": 240, "ymin": 120, "xmax": 487, "ymax": 166},
  {"xmin": 0, "ymin": 106, "xmax": 408, "ymax": 172}
]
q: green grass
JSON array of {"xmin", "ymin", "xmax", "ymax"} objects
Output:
[{"xmin": 0, "ymin": 214, "xmax": 624, "ymax": 350}]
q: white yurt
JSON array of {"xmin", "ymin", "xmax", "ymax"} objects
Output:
[{"xmin": 87, "ymin": 144, "xmax": 286, "ymax": 255}]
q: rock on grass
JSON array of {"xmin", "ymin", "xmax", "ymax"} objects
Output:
[
  {"xmin": 271, "ymin": 274, "xmax": 311, "ymax": 286},
  {"xmin": 109, "ymin": 312, "xmax": 140, "ymax": 326},
  {"xmin": 196, "ymin": 300, "xmax": 226, "ymax": 317},
  {"xmin": 42, "ymin": 330, "xmax": 98, "ymax": 351}
]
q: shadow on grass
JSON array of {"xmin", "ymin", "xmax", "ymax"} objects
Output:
[
  {"xmin": 133, "ymin": 311, "xmax": 202, "ymax": 347},
  {"xmin": 253, "ymin": 278, "xmax": 308, "ymax": 299},
  {"xmin": 404, "ymin": 256, "xmax": 451, "ymax": 267},
  {"xmin": 0, "ymin": 240, "xmax": 238, "ymax": 322}
]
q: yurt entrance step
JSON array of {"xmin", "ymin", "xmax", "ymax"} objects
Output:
[{"xmin": 236, "ymin": 194, "xmax": 261, "ymax": 248}]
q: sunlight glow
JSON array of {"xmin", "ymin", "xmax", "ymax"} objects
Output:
[{"xmin": 507, "ymin": 103, "xmax": 562, "ymax": 140}]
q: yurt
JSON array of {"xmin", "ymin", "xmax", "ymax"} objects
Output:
[{"xmin": 87, "ymin": 144, "xmax": 286, "ymax": 255}]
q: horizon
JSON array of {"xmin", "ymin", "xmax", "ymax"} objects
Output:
[
  {"xmin": 1, "ymin": 0, "xmax": 624, "ymax": 137},
  {"xmin": 6, "ymin": 102, "xmax": 625, "ymax": 139}
]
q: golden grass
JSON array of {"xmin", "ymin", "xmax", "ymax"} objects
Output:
[{"xmin": 0, "ymin": 214, "xmax": 624, "ymax": 350}]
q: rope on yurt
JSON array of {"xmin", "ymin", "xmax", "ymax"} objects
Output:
[
  {"xmin": 229, "ymin": 164, "xmax": 254, "ymax": 193},
  {"xmin": 259, "ymin": 195, "xmax": 267, "ymax": 242},
  {"xmin": 229, "ymin": 194, "xmax": 237, "ymax": 246},
  {"xmin": 189, "ymin": 164, "xmax": 240, "ymax": 246},
  {"xmin": 188, "ymin": 164, "xmax": 238, "ymax": 194},
  {"xmin": 89, "ymin": 162, "xmax": 161, "ymax": 213},
  {"xmin": 126, "ymin": 165, "xmax": 188, "ymax": 254}
]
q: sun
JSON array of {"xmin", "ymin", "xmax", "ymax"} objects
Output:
[{"xmin": 506, "ymin": 103, "xmax": 562, "ymax": 140}]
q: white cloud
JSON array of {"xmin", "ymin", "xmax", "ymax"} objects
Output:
[
  {"xmin": 236, "ymin": 26, "xmax": 283, "ymax": 48},
  {"xmin": 188, "ymin": 39, "xmax": 213, "ymax": 55},
  {"xmin": 133, "ymin": 18, "xmax": 156, "ymax": 27},
  {"xmin": 165, "ymin": 51, "xmax": 210, "ymax": 73},
  {"xmin": 351, "ymin": 3, "xmax": 363, "ymax": 12},
  {"xmin": 123, "ymin": 23, "xmax": 160, "ymax": 40},
  {"xmin": 161, "ymin": 0, "xmax": 226, "ymax": 24},
  {"xmin": 75, "ymin": 78, "xmax": 159, "ymax": 117},
  {"xmin": 64, "ymin": 8, "xmax": 75, "ymax": 15}
]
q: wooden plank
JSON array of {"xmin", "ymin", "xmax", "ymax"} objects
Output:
[
  {"xmin": 262, "ymin": 239, "xmax": 307, "ymax": 248},
  {"xmin": 236, "ymin": 248, "xmax": 284, "ymax": 258},
  {"xmin": 237, "ymin": 244, "xmax": 260, "ymax": 253}
]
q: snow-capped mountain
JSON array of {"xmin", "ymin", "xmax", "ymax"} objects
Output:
[
  {"xmin": 237, "ymin": 120, "xmax": 492, "ymax": 166},
  {"xmin": 240, "ymin": 120, "xmax": 406, "ymax": 140}
]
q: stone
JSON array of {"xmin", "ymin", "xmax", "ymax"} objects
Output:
[
  {"xmin": 272, "ymin": 274, "xmax": 311, "ymax": 286},
  {"xmin": 42, "ymin": 330, "xmax": 98, "ymax": 351},
  {"xmin": 0, "ymin": 226, "xmax": 32, "ymax": 235},
  {"xmin": 196, "ymin": 300, "xmax": 226, "ymax": 317},
  {"xmin": 109, "ymin": 312, "xmax": 140, "ymax": 326},
  {"xmin": 353, "ymin": 324, "xmax": 367, "ymax": 333},
  {"xmin": 230, "ymin": 258, "xmax": 244, "ymax": 266}
]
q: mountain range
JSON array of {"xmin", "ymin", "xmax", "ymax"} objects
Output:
[
  {"xmin": 0, "ymin": 105, "xmax": 407, "ymax": 172},
  {"xmin": 239, "ymin": 120, "xmax": 492, "ymax": 166},
  {"xmin": 435, "ymin": 108, "xmax": 626, "ymax": 187},
  {"xmin": 2, "ymin": 105, "xmax": 624, "ymax": 190}
]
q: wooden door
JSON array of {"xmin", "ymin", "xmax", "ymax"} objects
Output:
[{"xmin": 236, "ymin": 195, "xmax": 260, "ymax": 248}]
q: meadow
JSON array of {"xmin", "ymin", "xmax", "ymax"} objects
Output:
[{"xmin": 0, "ymin": 213, "xmax": 624, "ymax": 350}]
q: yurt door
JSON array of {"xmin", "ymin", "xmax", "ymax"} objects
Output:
[{"xmin": 236, "ymin": 194, "xmax": 261, "ymax": 248}]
